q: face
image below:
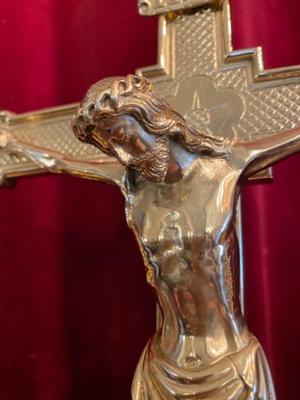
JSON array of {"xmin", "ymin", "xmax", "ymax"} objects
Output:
[
  {"xmin": 90, "ymin": 114, "xmax": 170, "ymax": 183},
  {"xmin": 92, "ymin": 115, "xmax": 157, "ymax": 165}
]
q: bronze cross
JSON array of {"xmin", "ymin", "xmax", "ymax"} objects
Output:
[
  {"xmin": 2, "ymin": 0, "xmax": 300, "ymax": 184},
  {"xmin": 1, "ymin": 0, "xmax": 300, "ymax": 314}
]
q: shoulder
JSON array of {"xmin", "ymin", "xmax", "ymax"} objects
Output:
[{"xmin": 227, "ymin": 139, "xmax": 252, "ymax": 171}]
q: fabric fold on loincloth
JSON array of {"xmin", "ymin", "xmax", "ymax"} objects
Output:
[{"xmin": 132, "ymin": 335, "xmax": 276, "ymax": 399}]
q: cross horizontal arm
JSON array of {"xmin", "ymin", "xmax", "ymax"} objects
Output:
[
  {"xmin": 0, "ymin": 105, "xmax": 122, "ymax": 185},
  {"xmin": 138, "ymin": 0, "xmax": 222, "ymax": 16}
]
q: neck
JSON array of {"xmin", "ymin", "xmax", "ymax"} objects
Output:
[{"xmin": 164, "ymin": 141, "xmax": 197, "ymax": 184}]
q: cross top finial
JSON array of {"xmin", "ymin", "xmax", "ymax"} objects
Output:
[{"xmin": 138, "ymin": 0, "xmax": 222, "ymax": 16}]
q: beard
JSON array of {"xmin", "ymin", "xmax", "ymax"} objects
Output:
[{"xmin": 128, "ymin": 135, "xmax": 170, "ymax": 183}]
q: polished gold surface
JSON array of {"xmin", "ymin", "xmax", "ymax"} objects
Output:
[
  {"xmin": 1, "ymin": 2, "xmax": 300, "ymax": 398},
  {"xmin": 71, "ymin": 73, "xmax": 300, "ymax": 399},
  {"xmin": 0, "ymin": 0, "xmax": 300, "ymax": 184},
  {"xmin": 2, "ymin": 0, "xmax": 300, "ymax": 183},
  {"xmin": 138, "ymin": 0, "xmax": 300, "ymax": 153},
  {"xmin": 0, "ymin": 107, "xmax": 122, "ymax": 185},
  {"xmin": 138, "ymin": 0, "xmax": 222, "ymax": 16}
]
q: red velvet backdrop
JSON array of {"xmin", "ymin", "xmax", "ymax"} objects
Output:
[{"xmin": 0, "ymin": 1, "xmax": 299, "ymax": 399}]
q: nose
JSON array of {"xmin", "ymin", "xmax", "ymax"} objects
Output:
[{"xmin": 72, "ymin": 110, "xmax": 93, "ymax": 143}]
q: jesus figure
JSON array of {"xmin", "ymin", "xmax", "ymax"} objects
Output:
[
  {"xmin": 3, "ymin": 74, "xmax": 300, "ymax": 399},
  {"xmin": 72, "ymin": 74, "xmax": 300, "ymax": 400}
]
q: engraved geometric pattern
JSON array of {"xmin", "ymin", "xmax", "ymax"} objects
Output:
[
  {"xmin": 0, "ymin": 112, "xmax": 109, "ymax": 181},
  {"xmin": 2, "ymin": 0, "xmax": 300, "ymax": 182},
  {"xmin": 13, "ymin": 118, "xmax": 101, "ymax": 159},
  {"xmin": 142, "ymin": 6, "xmax": 300, "ymax": 142}
]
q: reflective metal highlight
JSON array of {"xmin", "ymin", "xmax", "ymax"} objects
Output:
[{"xmin": 71, "ymin": 74, "xmax": 300, "ymax": 399}]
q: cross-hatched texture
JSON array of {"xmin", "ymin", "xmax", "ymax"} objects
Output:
[
  {"xmin": 0, "ymin": 114, "xmax": 110, "ymax": 181},
  {"xmin": 153, "ymin": 8, "xmax": 300, "ymax": 141},
  {"xmin": 12, "ymin": 118, "xmax": 102, "ymax": 159},
  {"xmin": 155, "ymin": 9, "xmax": 216, "ymax": 99}
]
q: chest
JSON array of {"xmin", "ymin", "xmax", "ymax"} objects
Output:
[{"xmin": 124, "ymin": 161, "xmax": 240, "ymax": 245}]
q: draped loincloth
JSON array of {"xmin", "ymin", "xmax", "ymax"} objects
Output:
[{"xmin": 132, "ymin": 336, "xmax": 276, "ymax": 399}]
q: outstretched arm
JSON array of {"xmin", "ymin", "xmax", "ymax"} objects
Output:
[
  {"xmin": 233, "ymin": 126, "xmax": 300, "ymax": 178},
  {"xmin": 0, "ymin": 131, "xmax": 124, "ymax": 186}
]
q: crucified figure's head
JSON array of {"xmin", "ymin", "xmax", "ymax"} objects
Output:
[{"xmin": 72, "ymin": 74, "xmax": 229, "ymax": 183}]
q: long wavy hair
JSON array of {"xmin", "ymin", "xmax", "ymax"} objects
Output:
[{"xmin": 72, "ymin": 74, "xmax": 230, "ymax": 158}]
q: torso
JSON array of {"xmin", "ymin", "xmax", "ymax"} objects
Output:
[{"xmin": 122, "ymin": 156, "xmax": 249, "ymax": 364}]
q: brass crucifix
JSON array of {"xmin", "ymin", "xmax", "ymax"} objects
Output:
[
  {"xmin": 1, "ymin": 0, "xmax": 300, "ymax": 315},
  {"xmin": 1, "ymin": 1, "xmax": 300, "ymax": 398},
  {"xmin": 5, "ymin": 0, "xmax": 300, "ymax": 184}
]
